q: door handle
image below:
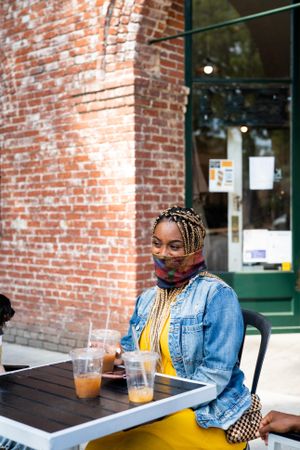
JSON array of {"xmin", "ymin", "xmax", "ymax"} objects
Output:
[{"xmin": 233, "ymin": 195, "xmax": 242, "ymax": 212}]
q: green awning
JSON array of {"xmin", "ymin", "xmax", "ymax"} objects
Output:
[{"xmin": 149, "ymin": 2, "xmax": 300, "ymax": 45}]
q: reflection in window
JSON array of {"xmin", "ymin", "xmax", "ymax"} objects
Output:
[
  {"xmin": 191, "ymin": 0, "xmax": 291, "ymax": 272},
  {"xmin": 192, "ymin": 0, "xmax": 290, "ymax": 79}
]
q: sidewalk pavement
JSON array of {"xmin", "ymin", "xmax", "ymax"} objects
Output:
[{"xmin": 2, "ymin": 332, "xmax": 300, "ymax": 450}]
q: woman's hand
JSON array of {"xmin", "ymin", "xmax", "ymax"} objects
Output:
[{"xmin": 259, "ymin": 410, "xmax": 300, "ymax": 444}]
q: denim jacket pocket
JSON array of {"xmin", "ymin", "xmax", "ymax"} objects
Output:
[{"xmin": 181, "ymin": 322, "xmax": 204, "ymax": 366}]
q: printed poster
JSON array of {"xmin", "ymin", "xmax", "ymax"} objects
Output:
[
  {"xmin": 267, "ymin": 231, "xmax": 292, "ymax": 264},
  {"xmin": 243, "ymin": 229, "xmax": 269, "ymax": 263},
  {"xmin": 249, "ymin": 156, "xmax": 275, "ymax": 190},
  {"xmin": 243, "ymin": 229, "xmax": 292, "ymax": 264},
  {"xmin": 209, "ymin": 159, "xmax": 234, "ymax": 192}
]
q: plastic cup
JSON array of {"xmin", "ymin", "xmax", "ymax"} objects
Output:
[
  {"xmin": 122, "ymin": 351, "xmax": 158, "ymax": 404},
  {"xmin": 90, "ymin": 329, "xmax": 121, "ymax": 373},
  {"xmin": 70, "ymin": 348, "xmax": 104, "ymax": 399}
]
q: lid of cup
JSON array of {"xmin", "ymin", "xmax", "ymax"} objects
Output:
[
  {"xmin": 122, "ymin": 351, "xmax": 159, "ymax": 362},
  {"xmin": 69, "ymin": 347, "xmax": 105, "ymax": 359},
  {"xmin": 91, "ymin": 329, "xmax": 121, "ymax": 340}
]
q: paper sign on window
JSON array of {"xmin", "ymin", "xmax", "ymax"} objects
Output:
[
  {"xmin": 243, "ymin": 229, "xmax": 269, "ymax": 263},
  {"xmin": 243, "ymin": 229, "xmax": 292, "ymax": 264},
  {"xmin": 209, "ymin": 159, "xmax": 234, "ymax": 192},
  {"xmin": 249, "ymin": 156, "xmax": 275, "ymax": 190}
]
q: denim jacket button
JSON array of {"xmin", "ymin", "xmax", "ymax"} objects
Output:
[{"xmin": 136, "ymin": 325, "xmax": 140, "ymax": 330}]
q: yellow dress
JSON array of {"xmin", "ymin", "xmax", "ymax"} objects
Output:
[{"xmin": 86, "ymin": 318, "xmax": 246, "ymax": 450}]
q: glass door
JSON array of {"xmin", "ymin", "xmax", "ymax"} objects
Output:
[
  {"xmin": 187, "ymin": 0, "xmax": 300, "ymax": 331},
  {"xmin": 192, "ymin": 84, "xmax": 291, "ymax": 273}
]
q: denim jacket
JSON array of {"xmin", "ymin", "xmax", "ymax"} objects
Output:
[{"xmin": 121, "ymin": 273, "xmax": 251, "ymax": 429}]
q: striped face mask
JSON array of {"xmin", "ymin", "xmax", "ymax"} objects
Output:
[{"xmin": 152, "ymin": 249, "xmax": 206, "ymax": 289}]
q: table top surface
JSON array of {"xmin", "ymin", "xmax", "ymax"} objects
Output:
[
  {"xmin": 271, "ymin": 431, "xmax": 300, "ymax": 441},
  {"xmin": 0, "ymin": 361, "xmax": 216, "ymax": 450}
]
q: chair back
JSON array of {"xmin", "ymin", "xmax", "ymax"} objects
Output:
[{"xmin": 238, "ymin": 309, "xmax": 272, "ymax": 394}]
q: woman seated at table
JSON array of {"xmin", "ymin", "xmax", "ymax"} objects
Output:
[{"xmin": 87, "ymin": 206, "xmax": 252, "ymax": 450}]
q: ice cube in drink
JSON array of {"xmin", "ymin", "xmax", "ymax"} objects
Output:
[{"xmin": 128, "ymin": 386, "xmax": 154, "ymax": 403}]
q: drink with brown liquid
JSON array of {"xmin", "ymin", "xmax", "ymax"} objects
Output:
[
  {"xmin": 90, "ymin": 329, "xmax": 121, "ymax": 373},
  {"xmin": 70, "ymin": 348, "xmax": 104, "ymax": 399},
  {"xmin": 123, "ymin": 351, "xmax": 158, "ymax": 404},
  {"xmin": 74, "ymin": 373, "xmax": 101, "ymax": 398},
  {"xmin": 128, "ymin": 386, "xmax": 154, "ymax": 404}
]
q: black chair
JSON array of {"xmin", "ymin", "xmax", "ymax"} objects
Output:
[
  {"xmin": 239, "ymin": 309, "xmax": 272, "ymax": 449},
  {"xmin": 239, "ymin": 309, "xmax": 272, "ymax": 394}
]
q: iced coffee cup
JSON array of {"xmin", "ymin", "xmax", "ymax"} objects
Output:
[
  {"xmin": 122, "ymin": 351, "xmax": 158, "ymax": 404},
  {"xmin": 90, "ymin": 329, "xmax": 121, "ymax": 373},
  {"xmin": 70, "ymin": 347, "xmax": 104, "ymax": 399}
]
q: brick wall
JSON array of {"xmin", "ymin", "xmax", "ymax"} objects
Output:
[{"xmin": 0, "ymin": 0, "xmax": 187, "ymax": 352}]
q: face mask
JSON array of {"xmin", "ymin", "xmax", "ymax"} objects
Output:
[{"xmin": 152, "ymin": 249, "xmax": 206, "ymax": 289}]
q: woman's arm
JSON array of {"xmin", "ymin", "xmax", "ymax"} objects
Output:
[
  {"xmin": 120, "ymin": 294, "xmax": 144, "ymax": 352},
  {"xmin": 120, "ymin": 288, "xmax": 156, "ymax": 352}
]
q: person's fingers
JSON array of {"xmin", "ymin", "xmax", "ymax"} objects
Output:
[
  {"xmin": 258, "ymin": 429, "xmax": 269, "ymax": 445},
  {"xmin": 260, "ymin": 424, "xmax": 272, "ymax": 433},
  {"xmin": 259, "ymin": 420, "xmax": 268, "ymax": 428},
  {"xmin": 259, "ymin": 411, "xmax": 278, "ymax": 430},
  {"xmin": 260, "ymin": 412, "xmax": 274, "ymax": 424}
]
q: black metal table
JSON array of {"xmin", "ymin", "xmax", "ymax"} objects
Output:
[{"xmin": 0, "ymin": 361, "xmax": 216, "ymax": 450}]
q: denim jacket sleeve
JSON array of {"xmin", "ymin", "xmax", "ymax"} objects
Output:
[
  {"xmin": 180, "ymin": 278, "xmax": 251, "ymax": 429},
  {"xmin": 191, "ymin": 285, "xmax": 243, "ymax": 394},
  {"xmin": 120, "ymin": 302, "xmax": 138, "ymax": 352}
]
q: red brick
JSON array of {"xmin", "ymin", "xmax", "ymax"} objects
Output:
[{"xmin": 0, "ymin": 0, "xmax": 186, "ymax": 349}]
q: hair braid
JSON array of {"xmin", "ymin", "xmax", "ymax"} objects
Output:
[{"xmin": 152, "ymin": 205, "xmax": 206, "ymax": 253}]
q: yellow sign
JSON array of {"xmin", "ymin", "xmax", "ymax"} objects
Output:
[{"xmin": 282, "ymin": 262, "xmax": 291, "ymax": 271}]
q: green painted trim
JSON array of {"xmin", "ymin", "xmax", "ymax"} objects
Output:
[
  {"xmin": 219, "ymin": 272, "xmax": 295, "ymax": 298},
  {"xmin": 184, "ymin": 1, "xmax": 300, "ymax": 332},
  {"xmin": 266, "ymin": 326, "xmax": 300, "ymax": 332},
  {"xmin": 184, "ymin": 0, "xmax": 193, "ymax": 208},
  {"xmin": 291, "ymin": 5, "xmax": 300, "ymax": 326},
  {"xmin": 150, "ymin": 2, "xmax": 300, "ymax": 44},
  {"xmin": 247, "ymin": 326, "xmax": 300, "ymax": 335},
  {"xmin": 292, "ymin": 6, "xmax": 300, "ymax": 274},
  {"xmin": 193, "ymin": 78, "xmax": 291, "ymax": 85}
]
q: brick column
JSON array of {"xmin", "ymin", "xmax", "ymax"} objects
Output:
[{"xmin": 0, "ymin": 0, "xmax": 187, "ymax": 350}]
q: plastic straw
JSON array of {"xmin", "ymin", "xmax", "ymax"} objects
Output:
[
  {"xmin": 83, "ymin": 320, "xmax": 93, "ymax": 372},
  {"xmin": 105, "ymin": 308, "xmax": 111, "ymax": 330},
  {"xmin": 87, "ymin": 319, "xmax": 92, "ymax": 348},
  {"xmin": 131, "ymin": 326, "xmax": 148, "ymax": 386},
  {"xmin": 103, "ymin": 308, "xmax": 111, "ymax": 347}
]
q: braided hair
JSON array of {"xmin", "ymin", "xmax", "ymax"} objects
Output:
[
  {"xmin": 144, "ymin": 207, "xmax": 206, "ymax": 370},
  {"xmin": 152, "ymin": 206, "xmax": 206, "ymax": 253}
]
